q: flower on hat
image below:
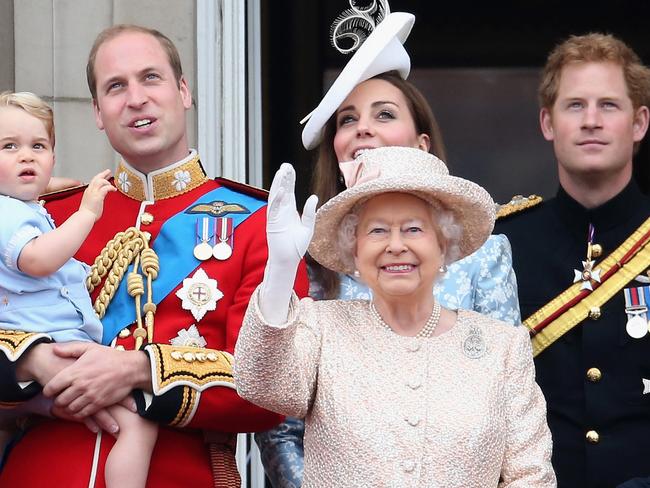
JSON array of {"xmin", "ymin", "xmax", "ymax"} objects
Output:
[{"xmin": 338, "ymin": 159, "xmax": 381, "ymax": 188}]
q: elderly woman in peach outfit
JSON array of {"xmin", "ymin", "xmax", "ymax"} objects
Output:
[{"xmin": 234, "ymin": 146, "xmax": 555, "ymax": 487}]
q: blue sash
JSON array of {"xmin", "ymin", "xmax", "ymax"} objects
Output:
[{"xmin": 100, "ymin": 186, "xmax": 265, "ymax": 344}]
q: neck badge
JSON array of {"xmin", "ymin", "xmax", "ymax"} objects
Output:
[
  {"xmin": 573, "ymin": 223, "xmax": 602, "ymax": 291},
  {"xmin": 175, "ymin": 268, "xmax": 223, "ymax": 322}
]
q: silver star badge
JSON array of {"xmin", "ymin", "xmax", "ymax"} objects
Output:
[
  {"xmin": 170, "ymin": 324, "xmax": 207, "ymax": 348},
  {"xmin": 573, "ymin": 260, "xmax": 602, "ymax": 291},
  {"xmin": 643, "ymin": 378, "xmax": 650, "ymax": 395},
  {"xmin": 175, "ymin": 268, "xmax": 223, "ymax": 321}
]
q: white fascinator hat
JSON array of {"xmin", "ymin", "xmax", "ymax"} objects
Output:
[{"xmin": 300, "ymin": 0, "xmax": 415, "ymax": 150}]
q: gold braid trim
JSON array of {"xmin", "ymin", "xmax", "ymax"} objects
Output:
[
  {"xmin": 144, "ymin": 344, "xmax": 235, "ymax": 396},
  {"xmin": 526, "ymin": 217, "xmax": 650, "ymax": 356},
  {"xmin": 87, "ymin": 227, "xmax": 159, "ymax": 349},
  {"xmin": 169, "ymin": 386, "xmax": 199, "ymax": 427},
  {"xmin": 0, "ymin": 330, "xmax": 50, "ymax": 362},
  {"xmin": 496, "ymin": 194, "xmax": 543, "ymax": 220}
]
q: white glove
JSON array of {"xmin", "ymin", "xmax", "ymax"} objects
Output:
[{"xmin": 260, "ymin": 163, "xmax": 318, "ymax": 325}]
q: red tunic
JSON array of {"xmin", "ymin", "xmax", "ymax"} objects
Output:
[{"xmin": 0, "ymin": 160, "xmax": 309, "ymax": 487}]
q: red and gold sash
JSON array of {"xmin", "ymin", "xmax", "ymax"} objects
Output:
[{"xmin": 524, "ymin": 217, "xmax": 650, "ymax": 356}]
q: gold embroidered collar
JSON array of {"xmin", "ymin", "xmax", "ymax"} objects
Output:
[{"xmin": 114, "ymin": 150, "xmax": 208, "ymax": 201}]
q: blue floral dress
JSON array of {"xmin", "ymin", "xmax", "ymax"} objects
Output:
[{"xmin": 255, "ymin": 234, "xmax": 520, "ymax": 487}]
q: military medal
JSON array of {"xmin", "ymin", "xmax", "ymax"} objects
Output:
[
  {"xmin": 462, "ymin": 325, "xmax": 486, "ymax": 359},
  {"xmin": 213, "ymin": 217, "xmax": 233, "ymax": 260},
  {"xmin": 624, "ymin": 286, "xmax": 650, "ymax": 339},
  {"xmin": 573, "ymin": 224, "xmax": 602, "ymax": 291},
  {"xmin": 193, "ymin": 217, "xmax": 215, "ymax": 261},
  {"xmin": 175, "ymin": 268, "xmax": 223, "ymax": 321}
]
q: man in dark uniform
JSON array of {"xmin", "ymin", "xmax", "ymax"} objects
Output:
[{"xmin": 496, "ymin": 34, "xmax": 650, "ymax": 488}]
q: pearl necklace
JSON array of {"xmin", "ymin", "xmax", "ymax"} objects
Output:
[{"xmin": 370, "ymin": 301, "xmax": 442, "ymax": 338}]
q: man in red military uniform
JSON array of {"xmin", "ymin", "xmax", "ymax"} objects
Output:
[{"xmin": 0, "ymin": 24, "xmax": 308, "ymax": 487}]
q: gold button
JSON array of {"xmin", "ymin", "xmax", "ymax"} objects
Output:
[
  {"xmin": 171, "ymin": 350, "xmax": 183, "ymax": 361},
  {"xmin": 588, "ymin": 307, "xmax": 601, "ymax": 320},
  {"xmin": 118, "ymin": 328, "xmax": 131, "ymax": 338},
  {"xmin": 140, "ymin": 212, "xmax": 154, "ymax": 225},
  {"xmin": 586, "ymin": 367, "xmax": 602, "ymax": 382},
  {"xmin": 591, "ymin": 244, "xmax": 603, "ymax": 258},
  {"xmin": 586, "ymin": 430, "xmax": 600, "ymax": 443}
]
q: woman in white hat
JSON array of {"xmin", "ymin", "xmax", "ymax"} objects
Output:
[
  {"xmin": 256, "ymin": 4, "xmax": 520, "ymax": 487},
  {"xmin": 235, "ymin": 146, "xmax": 554, "ymax": 487}
]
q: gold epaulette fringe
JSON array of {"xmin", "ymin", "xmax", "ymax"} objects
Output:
[{"xmin": 496, "ymin": 194, "xmax": 543, "ymax": 220}]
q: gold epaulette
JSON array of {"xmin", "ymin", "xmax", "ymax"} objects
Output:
[
  {"xmin": 0, "ymin": 330, "xmax": 51, "ymax": 362},
  {"xmin": 144, "ymin": 343, "xmax": 235, "ymax": 396},
  {"xmin": 496, "ymin": 194, "xmax": 543, "ymax": 220}
]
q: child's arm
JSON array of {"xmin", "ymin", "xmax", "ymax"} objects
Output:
[{"xmin": 18, "ymin": 170, "xmax": 115, "ymax": 277}]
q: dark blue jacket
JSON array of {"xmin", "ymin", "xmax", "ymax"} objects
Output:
[{"xmin": 496, "ymin": 181, "xmax": 650, "ymax": 488}]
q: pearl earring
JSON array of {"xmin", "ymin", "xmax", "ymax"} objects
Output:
[
  {"xmin": 353, "ymin": 269, "xmax": 360, "ymax": 278},
  {"xmin": 438, "ymin": 264, "xmax": 447, "ymax": 274}
]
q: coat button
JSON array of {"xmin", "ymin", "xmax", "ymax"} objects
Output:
[
  {"xmin": 118, "ymin": 328, "xmax": 131, "ymax": 339},
  {"xmin": 588, "ymin": 307, "xmax": 601, "ymax": 320},
  {"xmin": 406, "ymin": 342, "xmax": 421, "ymax": 352},
  {"xmin": 586, "ymin": 430, "xmax": 600, "ymax": 444},
  {"xmin": 405, "ymin": 416, "xmax": 421, "ymax": 427},
  {"xmin": 402, "ymin": 460, "xmax": 415, "ymax": 473},
  {"xmin": 60, "ymin": 287, "xmax": 69, "ymax": 297},
  {"xmin": 586, "ymin": 367, "xmax": 602, "ymax": 382},
  {"xmin": 407, "ymin": 379, "xmax": 422, "ymax": 390},
  {"xmin": 140, "ymin": 212, "xmax": 154, "ymax": 225}
]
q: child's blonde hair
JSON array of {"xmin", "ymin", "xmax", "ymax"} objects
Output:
[{"xmin": 0, "ymin": 91, "xmax": 55, "ymax": 146}]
